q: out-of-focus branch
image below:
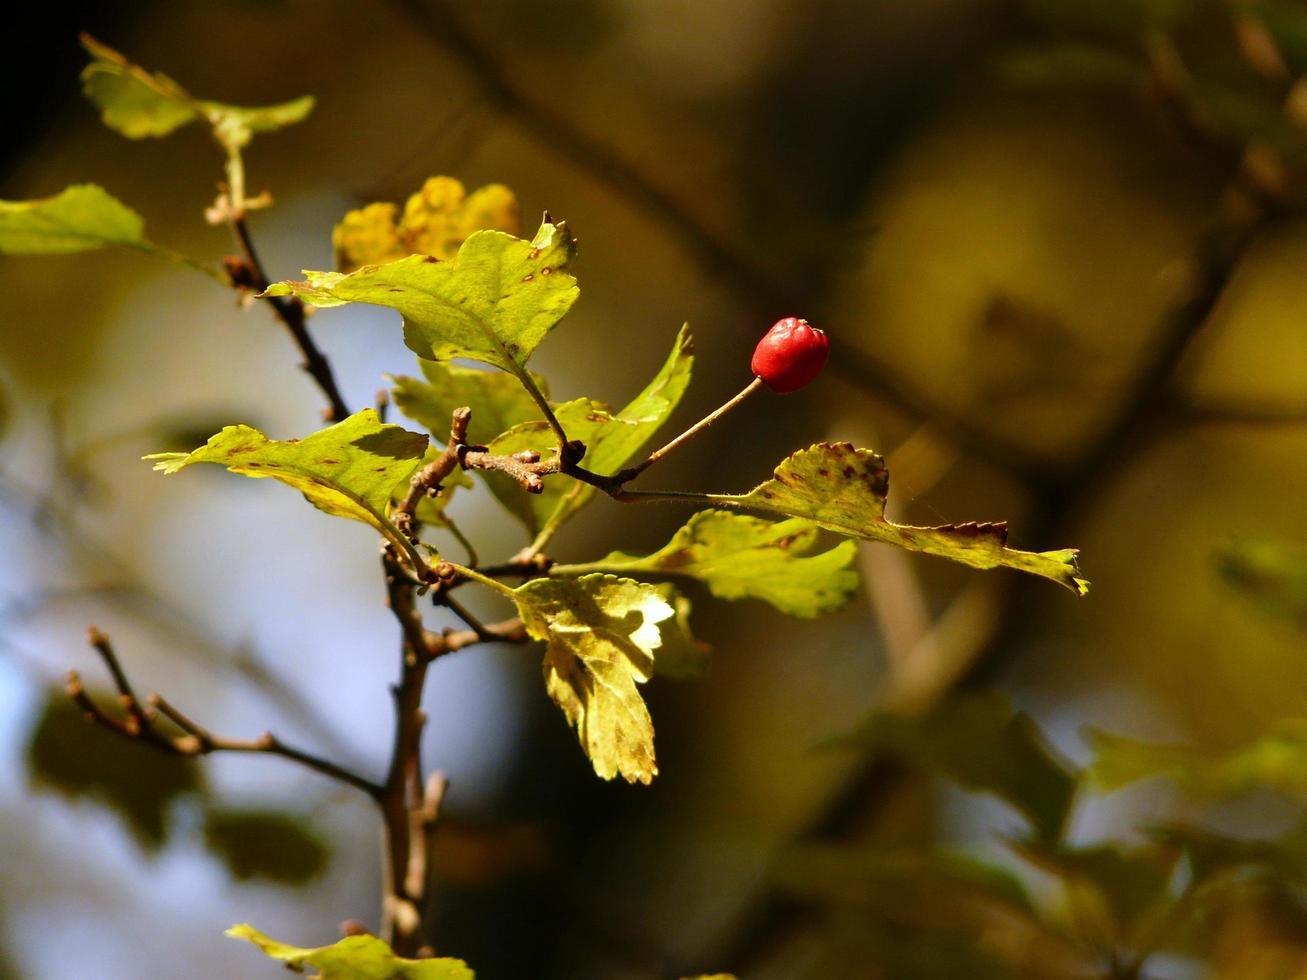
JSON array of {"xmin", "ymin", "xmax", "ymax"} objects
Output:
[
  {"xmin": 68, "ymin": 627, "xmax": 383, "ymax": 798},
  {"xmin": 1169, "ymin": 394, "xmax": 1307, "ymax": 428},
  {"xmin": 387, "ymin": 0, "xmax": 1055, "ymax": 490}
]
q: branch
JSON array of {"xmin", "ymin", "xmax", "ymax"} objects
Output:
[
  {"xmin": 376, "ymin": 546, "xmax": 528, "ymax": 956},
  {"xmin": 227, "ymin": 217, "xmax": 352, "ymax": 423},
  {"xmin": 68, "ymin": 626, "xmax": 383, "ymax": 799}
]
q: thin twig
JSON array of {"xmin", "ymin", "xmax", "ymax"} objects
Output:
[
  {"xmin": 619, "ymin": 377, "xmax": 763, "ymax": 482},
  {"xmin": 68, "ymin": 627, "xmax": 383, "ymax": 799},
  {"xmin": 230, "ymin": 216, "xmax": 351, "ymax": 422}
]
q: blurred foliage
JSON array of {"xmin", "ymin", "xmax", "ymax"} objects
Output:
[
  {"xmin": 227, "ymin": 923, "xmax": 473, "ymax": 979},
  {"xmin": 837, "ymin": 693, "xmax": 1077, "ymax": 842},
  {"xmin": 1221, "ymin": 538, "xmax": 1307, "ymax": 630},
  {"xmin": 25, "ymin": 688, "xmax": 204, "ymax": 850},
  {"xmin": 201, "ymin": 807, "xmax": 330, "ymax": 885}
]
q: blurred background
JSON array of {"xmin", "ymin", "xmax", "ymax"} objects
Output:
[{"xmin": 2, "ymin": 1, "xmax": 1306, "ymax": 977}]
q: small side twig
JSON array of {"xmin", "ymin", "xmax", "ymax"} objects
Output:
[{"xmin": 68, "ymin": 627, "xmax": 382, "ymax": 799}]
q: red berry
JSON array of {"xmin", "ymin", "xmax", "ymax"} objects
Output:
[{"xmin": 751, "ymin": 317, "xmax": 829, "ymax": 393}]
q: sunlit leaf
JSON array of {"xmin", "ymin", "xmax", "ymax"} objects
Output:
[
  {"xmin": 335, "ymin": 178, "xmax": 520, "ymax": 272},
  {"xmin": 145, "ymin": 409, "xmax": 428, "ymax": 560},
  {"xmin": 512, "ymin": 574, "xmax": 673, "ymax": 784},
  {"xmin": 487, "ymin": 397, "xmax": 621, "ymax": 535},
  {"xmin": 202, "ymin": 807, "xmax": 329, "ymax": 885},
  {"xmin": 0, "ymin": 184, "xmax": 146, "ymax": 254},
  {"xmin": 391, "ymin": 361, "xmax": 549, "ymax": 447},
  {"xmin": 485, "ymin": 325, "xmax": 694, "ymax": 536},
  {"xmin": 25, "ymin": 689, "xmax": 204, "ymax": 850},
  {"xmin": 558, "ymin": 510, "xmax": 858, "ymax": 617},
  {"xmin": 226, "ymin": 924, "xmax": 473, "ymax": 979},
  {"xmin": 707, "ymin": 443, "xmax": 1088, "ymax": 593},
  {"xmin": 80, "ymin": 34, "xmax": 312, "ymax": 151},
  {"xmin": 840, "ymin": 693, "xmax": 1076, "ymax": 841},
  {"xmin": 266, "ymin": 219, "xmax": 578, "ymax": 372}
]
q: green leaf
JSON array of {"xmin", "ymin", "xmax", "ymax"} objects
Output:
[
  {"xmin": 0, "ymin": 184, "xmax": 146, "ymax": 254},
  {"xmin": 485, "ymin": 325, "xmax": 694, "ymax": 536},
  {"xmin": 391, "ymin": 361, "xmax": 548, "ymax": 447},
  {"xmin": 1087, "ymin": 722, "xmax": 1307, "ymax": 802},
  {"xmin": 80, "ymin": 34, "xmax": 313, "ymax": 150},
  {"xmin": 511, "ymin": 574, "xmax": 673, "ymax": 784},
  {"xmin": 840, "ymin": 693, "xmax": 1077, "ymax": 841},
  {"xmin": 557, "ymin": 510, "xmax": 859, "ymax": 617},
  {"xmin": 203, "ymin": 97, "xmax": 315, "ymax": 152},
  {"xmin": 486, "ymin": 397, "xmax": 621, "ymax": 536},
  {"xmin": 265, "ymin": 219, "xmax": 579, "ymax": 372},
  {"xmin": 80, "ymin": 33, "xmax": 197, "ymax": 138},
  {"xmin": 707, "ymin": 443, "xmax": 1088, "ymax": 593},
  {"xmin": 226, "ymin": 924, "xmax": 473, "ymax": 979},
  {"xmin": 650, "ymin": 583, "xmax": 711, "ymax": 679},
  {"xmin": 25, "ymin": 689, "xmax": 205, "ymax": 850},
  {"xmin": 145, "ymin": 409, "xmax": 428, "ymax": 562},
  {"xmin": 202, "ymin": 807, "xmax": 329, "ymax": 885}
]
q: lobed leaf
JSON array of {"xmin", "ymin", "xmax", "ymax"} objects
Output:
[
  {"xmin": 559, "ymin": 509, "xmax": 858, "ymax": 618},
  {"xmin": 266, "ymin": 219, "xmax": 579, "ymax": 371},
  {"xmin": 485, "ymin": 325, "xmax": 694, "ymax": 536},
  {"xmin": 511, "ymin": 574, "xmax": 673, "ymax": 784},
  {"xmin": 335, "ymin": 177, "xmax": 520, "ymax": 272},
  {"xmin": 0, "ymin": 184, "xmax": 146, "ymax": 254},
  {"xmin": 226, "ymin": 924, "xmax": 473, "ymax": 979},
  {"xmin": 26, "ymin": 689, "xmax": 204, "ymax": 850},
  {"xmin": 80, "ymin": 34, "xmax": 312, "ymax": 151},
  {"xmin": 709, "ymin": 443, "xmax": 1088, "ymax": 593},
  {"xmin": 145, "ymin": 409, "xmax": 428, "ymax": 561}
]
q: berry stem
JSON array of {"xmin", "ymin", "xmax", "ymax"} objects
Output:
[{"xmin": 620, "ymin": 376, "xmax": 764, "ymax": 482}]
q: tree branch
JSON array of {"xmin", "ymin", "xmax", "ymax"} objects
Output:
[
  {"xmin": 228, "ymin": 216, "xmax": 352, "ymax": 423},
  {"xmin": 68, "ymin": 626, "xmax": 383, "ymax": 799}
]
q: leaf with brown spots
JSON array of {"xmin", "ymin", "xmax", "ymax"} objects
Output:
[
  {"xmin": 512, "ymin": 574, "xmax": 672, "ymax": 784},
  {"xmin": 145, "ymin": 409, "xmax": 428, "ymax": 564},
  {"xmin": 265, "ymin": 218, "xmax": 578, "ymax": 372},
  {"xmin": 554, "ymin": 510, "xmax": 859, "ymax": 617},
  {"xmin": 707, "ymin": 443, "xmax": 1088, "ymax": 593}
]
